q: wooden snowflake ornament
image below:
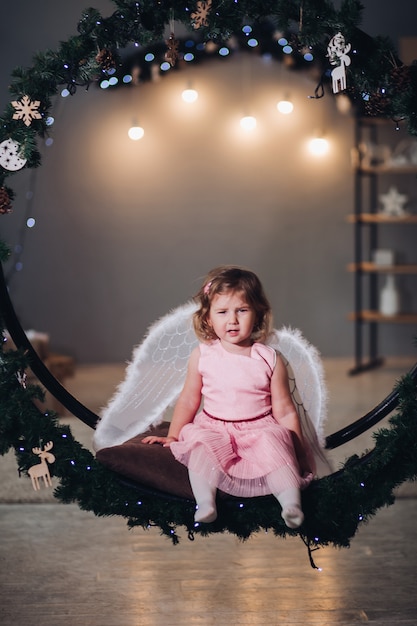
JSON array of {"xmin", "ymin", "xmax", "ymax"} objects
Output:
[
  {"xmin": 191, "ymin": 0, "xmax": 212, "ymax": 29},
  {"xmin": 11, "ymin": 95, "xmax": 42, "ymax": 127}
]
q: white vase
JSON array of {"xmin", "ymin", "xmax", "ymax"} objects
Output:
[{"xmin": 379, "ymin": 275, "xmax": 400, "ymax": 316}]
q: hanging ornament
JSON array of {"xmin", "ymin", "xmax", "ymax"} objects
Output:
[
  {"xmin": 379, "ymin": 186, "xmax": 408, "ymax": 217},
  {"xmin": 364, "ymin": 90, "xmax": 389, "ymax": 117},
  {"xmin": 27, "ymin": 441, "xmax": 55, "ymax": 491},
  {"xmin": 0, "ymin": 139, "xmax": 27, "ymax": 172},
  {"xmin": 327, "ymin": 32, "xmax": 351, "ymax": 94},
  {"xmin": 165, "ymin": 32, "xmax": 180, "ymax": 67},
  {"xmin": 16, "ymin": 370, "xmax": 27, "ymax": 389},
  {"xmin": 390, "ymin": 64, "xmax": 411, "ymax": 90},
  {"xmin": 0, "ymin": 186, "xmax": 12, "ymax": 214},
  {"xmin": 95, "ymin": 48, "xmax": 117, "ymax": 72},
  {"xmin": 11, "ymin": 95, "xmax": 42, "ymax": 127},
  {"xmin": 191, "ymin": 0, "xmax": 212, "ymax": 29}
]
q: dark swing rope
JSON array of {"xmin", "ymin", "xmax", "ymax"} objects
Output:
[{"xmin": 2, "ymin": 261, "xmax": 416, "ymax": 455}]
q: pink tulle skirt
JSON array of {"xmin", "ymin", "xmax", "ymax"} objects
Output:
[{"xmin": 170, "ymin": 412, "xmax": 313, "ymax": 498}]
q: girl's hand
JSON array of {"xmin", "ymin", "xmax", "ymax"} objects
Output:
[{"xmin": 141, "ymin": 435, "xmax": 178, "ymax": 447}]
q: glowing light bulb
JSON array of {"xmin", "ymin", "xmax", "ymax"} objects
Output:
[
  {"xmin": 240, "ymin": 116, "xmax": 257, "ymax": 131},
  {"xmin": 308, "ymin": 136, "xmax": 329, "ymax": 156},
  {"xmin": 182, "ymin": 88, "xmax": 198, "ymax": 103},
  {"xmin": 277, "ymin": 99, "xmax": 294, "ymax": 114},
  {"xmin": 128, "ymin": 126, "xmax": 145, "ymax": 141}
]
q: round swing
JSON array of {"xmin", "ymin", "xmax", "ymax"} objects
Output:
[
  {"xmin": 1, "ymin": 1, "xmax": 417, "ymax": 565},
  {"xmin": 1, "ymin": 260, "xmax": 417, "ymax": 562}
]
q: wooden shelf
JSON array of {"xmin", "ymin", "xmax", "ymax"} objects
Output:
[
  {"xmin": 357, "ymin": 164, "xmax": 417, "ymax": 174},
  {"xmin": 349, "ymin": 310, "xmax": 417, "ymax": 324},
  {"xmin": 357, "ymin": 117, "xmax": 401, "ymax": 127},
  {"xmin": 347, "ymin": 214, "xmax": 417, "ymax": 224},
  {"xmin": 349, "ymin": 116, "xmax": 417, "ymax": 373},
  {"xmin": 347, "ymin": 262, "xmax": 417, "ymax": 274}
]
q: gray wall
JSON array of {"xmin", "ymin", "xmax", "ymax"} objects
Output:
[{"xmin": 1, "ymin": 1, "xmax": 417, "ymax": 363}]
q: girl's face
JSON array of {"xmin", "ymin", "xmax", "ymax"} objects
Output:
[{"xmin": 208, "ymin": 291, "xmax": 256, "ymax": 351}]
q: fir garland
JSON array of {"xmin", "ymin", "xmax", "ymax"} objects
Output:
[
  {"xmin": 1, "ymin": 0, "xmax": 417, "ymax": 559},
  {"xmin": 1, "ymin": 0, "xmax": 417, "ymax": 196},
  {"xmin": 1, "ymin": 245, "xmax": 417, "ymax": 556},
  {"xmin": 1, "ymin": 267, "xmax": 417, "ymax": 553}
]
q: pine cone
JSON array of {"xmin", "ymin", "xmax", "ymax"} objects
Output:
[
  {"xmin": 0, "ymin": 187, "xmax": 12, "ymax": 214},
  {"xmin": 364, "ymin": 92, "xmax": 389, "ymax": 117},
  {"xmin": 165, "ymin": 34, "xmax": 180, "ymax": 67},
  {"xmin": 390, "ymin": 65, "xmax": 411, "ymax": 90},
  {"xmin": 95, "ymin": 48, "xmax": 116, "ymax": 71}
]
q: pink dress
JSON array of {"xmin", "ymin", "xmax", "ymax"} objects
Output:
[{"xmin": 170, "ymin": 340, "xmax": 313, "ymax": 498}]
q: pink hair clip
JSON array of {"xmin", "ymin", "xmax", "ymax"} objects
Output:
[{"xmin": 203, "ymin": 281, "xmax": 212, "ymax": 295}]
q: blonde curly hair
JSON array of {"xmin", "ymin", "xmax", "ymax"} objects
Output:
[{"xmin": 193, "ymin": 266, "xmax": 273, "ymax": 343}]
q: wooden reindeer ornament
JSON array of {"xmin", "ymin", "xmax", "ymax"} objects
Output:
[{"xmin": 28, "ymin": 441, "xmax": 55, "ymax": 491}]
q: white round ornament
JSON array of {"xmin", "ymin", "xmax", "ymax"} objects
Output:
[{"xmin": 0, "ymin": 138, "xmax": 27, "ymax": 171}]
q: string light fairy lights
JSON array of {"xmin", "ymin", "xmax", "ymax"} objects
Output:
[
  {"xmin": 128, "ymin": 124, "xmax": 145, "ymax": 140},
  {"xmin": 308, "ymin": 135, "xmax": 330, "ymax": 156},
  {"xmin": 277, "ymin": 99, "xmax": 294, "ymax": 114},
  {"xmin": 181, "ymin": 87, "xmax": 199, "ymax": 103}
]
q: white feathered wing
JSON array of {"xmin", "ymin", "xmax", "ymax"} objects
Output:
[
  {"xmin": 93, "ymin": 302, "xmax": 331, "ymax": 476},
  {"xmin": 268, "ymin": 328, "xmax": 331, "ymax": 477},
  {"xmin": 93, "ymin": 301, "xmax": 198, "ymax": 451}
]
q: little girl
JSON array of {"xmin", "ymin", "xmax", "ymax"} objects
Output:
[{"xmin": 143, "ymin": 266, "xmax": 314, "ymax": 528}]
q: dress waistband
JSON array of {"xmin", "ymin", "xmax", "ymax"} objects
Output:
[{"xmin": 203, "ymin": 408, "xmax": 272, "ymax": 422}]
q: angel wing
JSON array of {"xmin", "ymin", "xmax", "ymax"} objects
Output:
[
  {"xmin": 268, "ymin": 328, "xmax": 331, "ymax": 477},
  {"xmin": 94, "ymin": 303, "xmax": 331, "ymax": 476},
  {"xmin": 93, "ymin": 301, "xmax": 198, "ymax": 450}
]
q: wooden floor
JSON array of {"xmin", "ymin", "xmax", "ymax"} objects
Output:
[
  {"xmin": 1, "ymin": 500, "xmax": 416, "ymax": 625},
  {"xmin": 0, "ymin": 358, "xmax": 416, "ymax": 625}
]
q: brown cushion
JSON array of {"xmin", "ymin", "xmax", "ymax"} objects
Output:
[
  {"xmin": 96, "ymin": 422, "xmax": 236, "ymax": 501},
  {"xmin": 96, "ymin": 422, "xmax": 195, "ymax": 499}
]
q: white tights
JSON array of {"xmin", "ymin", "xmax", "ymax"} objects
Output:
[
  {"xmin": 189, "ymin": 470, "xmax": 218, "ymax": 523},
  {"xmin": 274, "ymin": 486, "xmax": 304, "ymax": 529},
  {"xmin": 189, "ymin": 469, "xmax": 304, "ymax": 528},
  {"xmin": 266, "ymin": 468, "xmax": 304, "ymax": 528}
]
